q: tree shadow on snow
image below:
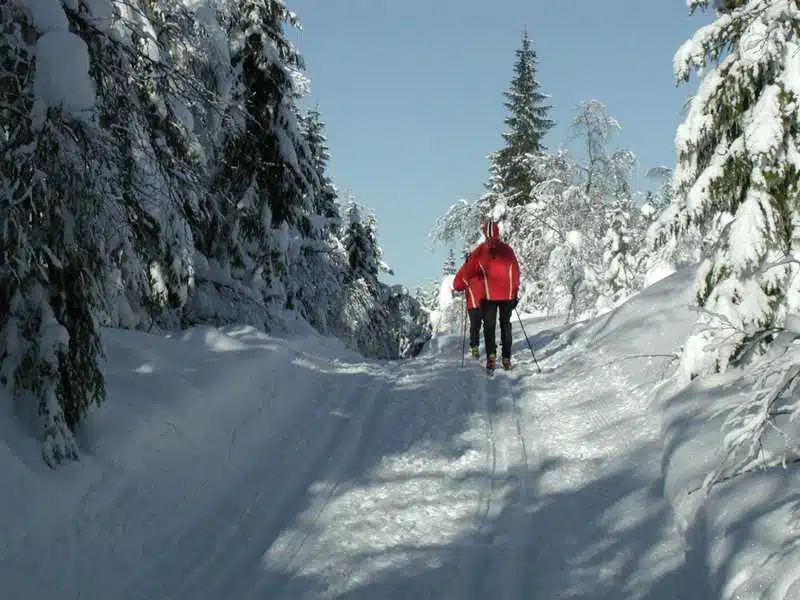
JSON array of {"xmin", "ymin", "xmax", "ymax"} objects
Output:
[
  {"xmin": 54, "ymin": 318, "xmax": 710, "ymax": 600},
  {"xmin": 258, "ymin": 454, "xmax": 710, "ymax": 600},
  {"xmin": 243, "ymin": 323, "xmax": 711, "ymax": 600},
  {"xmin": 87, "ymin": 324, "xmax": 513, "ymax": 600}
]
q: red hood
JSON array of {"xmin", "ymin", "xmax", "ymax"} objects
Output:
[{"xmin": 481, "ymin": 221, "xmax": 501, "ymax": 242}]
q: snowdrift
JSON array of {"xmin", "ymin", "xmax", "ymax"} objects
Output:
[
  {"xmin": 538, "ymin": 264, "xmax": 800, "ymax": 600},
  {"xmin": 597, "ymin": 265, "xmax": 800, "ymax": 600},
  {"xmin": 0, "ymin": 322, "xmax": 371, "ymax": 598},
  {"xmin": 661, "ymin": 346, "xmax": 800, "ymax": 598}
]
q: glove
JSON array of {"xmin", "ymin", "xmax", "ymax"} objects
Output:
[
  {"xmin": 451, "ymin": 289, "xmax": 462, "ymax": 299},
  {"xmin": 511, "ymin": 297, "xmax": 519, "ymax": 310}
]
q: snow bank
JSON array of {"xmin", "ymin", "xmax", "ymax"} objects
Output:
[
  {"xmin": 657, "ymin": 291, "xmax": 800, "ymax": 596},
  {"xmin": 0, "ymin": 323, "xmax": 364, "ymax": 598},
  {"xmin": 540, "ymin": 265, "xmax": 696, "ymax": 381},
  {"xmin": 661, "ymin": 366, "xmax": 800, "ymax": 599},
  {"xmin": 539, "ymin": 264, "xmax": 800, "ymax": 598},
  {"xmin": 541, "ymin": 263, "xmax": 800, "ymax": 598}
]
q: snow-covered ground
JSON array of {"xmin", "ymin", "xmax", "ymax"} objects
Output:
[{"xmin": 2, "ymin": 267, "xmax": 794, "ymax": 599}]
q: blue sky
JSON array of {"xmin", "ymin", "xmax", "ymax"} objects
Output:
[{"xmin": 286, "ymin": 1, "xmax": 712, "ymax": 291}]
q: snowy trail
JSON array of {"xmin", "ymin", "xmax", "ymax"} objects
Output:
[
  {"xmin": 128, "ymin": 366, "xmax": 389, "ymax": 600},
  {"xmin": 2, "ymin": 288, "xmax": 711, "ymax": 599},
  {"xmin": 254, "ymin": 322, "xmax": 703, "ymax": 600}
]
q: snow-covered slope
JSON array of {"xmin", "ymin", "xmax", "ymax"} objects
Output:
[
  {"xmin": 661, "ymin": 332, "xmax": 800, "ymax": 597},
  {"xmin": 1, "ymin": 266, "xmax": 787, "ymax": 600}
]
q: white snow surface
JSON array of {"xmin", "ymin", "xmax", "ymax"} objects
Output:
[
  {"xmin": 13, "ymin": 0, "xmax": 96, "ymax": 119},
  {"xmin": 32, "ymin": 30, "xmax": 95, "ymax": 122},
  {"xmin": 2, "ymin": 266, "xmax": 796, "ymax": 599}
]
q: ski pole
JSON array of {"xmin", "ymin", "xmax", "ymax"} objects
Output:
[
  {"xmin": 515, "ymin": 307, "xmax": 542, "ymax": 373},
  {"xmin": 460, "ymin": 295, "xmax": 468, "ymax": 368}
]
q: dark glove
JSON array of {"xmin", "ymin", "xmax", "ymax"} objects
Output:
[{"xmin": 511, "ymin": 297, "xmax": 519, "ymax": 310}]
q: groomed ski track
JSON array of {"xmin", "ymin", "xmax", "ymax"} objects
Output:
[{"xmin": 1, "ymin": 289, "xmax": 710, "ymax": 599}]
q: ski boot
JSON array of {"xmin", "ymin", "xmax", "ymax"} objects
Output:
[
  {"xmin": 486, "ymin": 354, "xmax": 496, "ymax": 373},
  {"xmin": 470, "ymin": 346, "xmax": 480, "ymax": 359},
  {"xmin": 502, "ymin": 357, "xmax": 513, "ymax": 370}
]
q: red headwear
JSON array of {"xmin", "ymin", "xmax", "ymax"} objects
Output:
[{"xmin": 481, "ymin": 220, "xmax": 501, "ymax": 242}]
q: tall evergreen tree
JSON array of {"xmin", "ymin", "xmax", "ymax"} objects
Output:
[
  {"xmin": 106, "ymin": 0, "xmax": 199, "ymax": 326},
  {"xmin": 214, "ymin": 0, "xmax": 315, "ymax": 307},
  {"xmin": 600, "ymin": 198, "xmax": 638, "ymax": 307},
  {"xmin": 493, "ymin": 28, "xmax": 555, "ymax": 206},
  {"xmin": 300, "ymin": 107, "xmax": 340, "ymax": 230},
  {"xmin": 342, "ymin": 203, "xmax": 383, "ymax": 284},
  {"xmin": 443, "ymin": 249, "xmax": 458, "ymax": 276},
  {"xmin": 1, "ymin": 1, "xmax": 112, "ymax": 466},
  {"xmin": 653, "ymin": 0, "xmax": 800, "ymax": 379}
]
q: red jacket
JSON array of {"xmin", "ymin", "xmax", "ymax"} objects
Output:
[
  {"xmin": 461, "ymin": 226, "xmax": 520, "ymax": 302},
  {"xmin": 453, "ymin": 258, "xmax": 485, "ymax": 310}
]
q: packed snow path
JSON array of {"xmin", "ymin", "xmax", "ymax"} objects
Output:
[{"xmin": 1, "ymin": 288, "xmax": 710, "ymax": 599}]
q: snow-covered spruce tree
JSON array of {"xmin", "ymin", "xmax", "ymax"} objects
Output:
[
  {"xmin": 48, "ymin": 0, "xmax": 214, "ymax": 333},
  {"xmin": 654, "ymin": 0, "xmax": 800, "ymax": 380},
  {"xmin": 640, "ymin": 168, "xmax": 675, "ymax": 243},
  {"xmin": 124, "ymin": 0, "xmax": 201, "ymax": 326},
  {"xmin": 342, "ymin": 202, "xmax": 390, "ymax": 285},
  {"xmin": 478, "ymin": 160, "xmax": 513, "ymax": 227},
  {"xmin": 642, "ymin": 166, "xmax": 702, "ymax": 285},
  {"xmin": 209, "ymin": 0, "xmax": 316, "ymax": 321},
  {"xmin": 1, "ymin": 0, "xmax": 112, "ymax": 466},
  {"xmin": 54, "ymin": 2, "xmax": 148, "ymax": 331},
  {"xmin": 91, "ymin": 0, "xmax": 199, "ymax": 329},
  {"xmin": 432, "ymin": 31, "xmax": 553, "ymax": 307},
  {"xmin": 213, "ymin": 3, "xmax": 354, "ymax": 334},
  {"xmin": 300, "ymin": 107, "xmax": 341, "ymax": 230},
  {"xmin": 177, "ymin": 0, "xmax": 277, "ymax": 329},
  {"xmin": 437, "ymin": 249, "xmax": 463, "ymax": 333},
  {"xmin": 178, "ymin": 0, "xmax": 242, "ymax": 278},
  {"xmin": 644, "ymin": 166, "xmax": 675, "ymax": 213},
  {"xmin": 597, "ymin": 141, "xmax": 642, "ymax": 309},
  {"xmin": 174, "ymin": 2, "xmax": 348, "ymax": 333},
  {"xmin": 337, "ymin": 201, "xmax": 430, "ymax": 358},
  {"xmin": 413, "ymin": 281, "xmax": 440, "ymax": 314},
  {"xmin": 287, "ymin": 107, "xmax": 349, "ymax": 332},
  {"xmin": 494, "ymin": 28, "xmax": 554, "ymax": 206},
  {"xmin": 443, "ymin": 248, "xmax": 458, "ymax": 276},
  {"xmin": 598, "ymin": 197, "xmax": 639, "ymax": 310}
]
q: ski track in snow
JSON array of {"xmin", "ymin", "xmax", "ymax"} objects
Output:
[
  {"xmin": 1, "ymin": 314, "xmax": 706, "ymax": 600},
  {"xmin": 137, "ymin": 371, "xmax": 388, "ymax": 600}
]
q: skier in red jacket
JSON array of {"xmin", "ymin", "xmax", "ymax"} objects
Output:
[
  {"xmin": 459, "ymin": 220, "xmax": 521, "ymax": 371},
  {"xmin": 452, "ymin": 251, "xmax": 486, "ymax": 359}
]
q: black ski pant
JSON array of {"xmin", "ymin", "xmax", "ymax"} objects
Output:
[
  {"xmin": 482, "ymin": 300, "xmax": 514, "ymax": 359},
  {"xmin": 467, "ymin": 308, "xmax": 482, "ymax": 348}
]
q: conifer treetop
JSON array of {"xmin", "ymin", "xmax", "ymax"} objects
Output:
[
  {"xmin": 492, "ymin": 27, "xmax": 555, "ymax": 206},
  {"xmin": 501, "ymin": 28, "xmax": 554, "ymax": 158}
]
